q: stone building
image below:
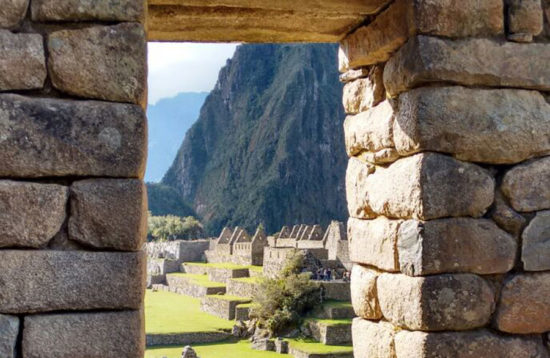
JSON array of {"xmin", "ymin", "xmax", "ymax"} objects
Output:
[
  {"xmin": 0, "ymin": 0, "xmax": 549, "ymax": 357},
  {"xmin": 232, "ymin": 227, "xmax": 269, "ymax": 266}
]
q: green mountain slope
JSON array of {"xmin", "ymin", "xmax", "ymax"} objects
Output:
[{"xmin": 162, "ymin": 44, "xmax": 347, "ymax": 234}]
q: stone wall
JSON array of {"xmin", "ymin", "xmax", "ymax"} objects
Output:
[
  {"xmin": 146, "ymin": 240, "xmax": 210, "ymax": 263},
  {"xmin": 342, "ymin": 0, "xmax": 550, "ymax": 356},
  {"xmin": 0, "ymin": 0, "xmax": 147, "ymax": 357}
]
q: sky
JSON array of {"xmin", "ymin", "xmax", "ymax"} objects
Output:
[{"xmin": 147, "ymin": 42, "xmax": 239, "ymax": 105}]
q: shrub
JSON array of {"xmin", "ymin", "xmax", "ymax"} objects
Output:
[{"xmin": 147, "ymin": 212, "xmax": 205, "ymax": 241}]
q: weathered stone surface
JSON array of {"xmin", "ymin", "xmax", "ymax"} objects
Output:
[
  {"xmin": 344, "ymin": 101, "xmax": 394, "ymax": 157},
  {"xmin": 398, "ymin": 218, "xmax": 516, "ymax": 276},
  {"xmin": 502, "ymin": 157, "xmax": 550, "ymax": 212},
  {"xmin": 342, "ymin": 66, "xmax": 385, "ymax": 114},
  {"xmin": 522, "ymin": 211, "xmax": 550, "ymax": 271},
  {"xmin": 69, "ymin": 179, "xmax": 146, "ymax": 251},
  {"xmin": 377, "ymin": 273, "xmax": 495, "ymax": 331},
  {"xmin": 340, "ymin": 0, "xmax": 503, "ymax": 70},
  {"xmin": 0, "ymin": 30, "xmax": 46, "ymax": 91},
  {"xmin": 340, "ymin": 68, "xmax": 370, "ymax": 83},
  {"xmin": 0, "ymin": 250, "xmax": 145, "ymax": 313},
  {"xmin": 0, "ymin": 0, "xmax": 28, "ymax": 28},
  {"xmin": 0, "ymin": 181, "xmax": 68, "ymax": 248},
  {"xmin": 394, "ymin": 86, "xmax": 550, "ymax": 164},
  {"xmin": 395, "ymin": 329, "xmax": 550, "ymax": 358},
  {"xmin": 384, "ymin": 36, "xmax": 550, "ymax": 96},
  {"xmin": 348, "ymin": 217, "xmax": 400, "ymax": 272},
  {"xmin": 23, "ymin": 311, "xmax": 144, "ymax": 358},
  {"xmin": 508, "ymin": 0, "xmax": 544, "ymax": 42},
  {"xmin": 0, "ymin": 315, "xmax": 18, "ymax": 358},
  {"xmin": 350, "ymin": 265, "xmax": 382, "ymax": 319},
  {"xmin": 352, "ymin": 318, "xmax": 396, "ymax": 358},
  {"xmin": 490, "ymin": 190, "xmax": 527, "ymax": 237},
  {"xmin": 0, "ymin": 94, "xmax": 146, "ymax": 178},
  {"xmin": 346, "ymin": 153, "xmax": 494, "ymax": 221},
  {"xmin": 495, "ymin": 272, "xmax": 550, "ymax": 333},
  {"xmin": 48, "ymin": 23, "xmax": 146, "ymax": 104},
  {"xmin": 32, "ymin": 0, "xmax": 145, "ymax": 22}
]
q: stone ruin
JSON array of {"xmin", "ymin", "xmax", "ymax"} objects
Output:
[{"xmin": 205, "ymin": 226, "xmax": 269, "ymax": 266}]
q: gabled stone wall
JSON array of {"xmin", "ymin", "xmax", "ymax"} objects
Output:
[
  {"xmin": 0, "ymin": 0, "xmax": 147, "ymax": 357},
  {"xmin": 342, "ymin": 1, "xmax": 550, "ymax": 356}
]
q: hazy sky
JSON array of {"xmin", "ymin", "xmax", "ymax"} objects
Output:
[{"xmin": 147, "ymin": 42, "xmax": 239, "ymax": 105}]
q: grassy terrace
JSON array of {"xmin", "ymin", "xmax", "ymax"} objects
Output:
[
  {"xmin": 322, "ymin": 300, "xmax": 353, "ymax": 309},
  {"xmin": 205, "ymin": 294, "xmax": 250, "ymax": 301},
  {"xmin": 145, "ymin": 290, "xmax": 233, "ymax": 334},
  {"xmin": 146, "ymin": 339, "xmax": 282, "ymax": 358},
  {"xmin": 167, "ymin": 273, "xmax": 226, "ymax": 288},
  {"xmin": 288, "ymin": 338, "xmax": 353, "ymax": 354},
  {"xmin": 231, "ymin": 276, "xmax": 262, "ymax": 284},
  {"xmin": 185, "ymin": 262, "xmax": 254, "ymax": 270},
  {"xmin": 308, "ymin": 318, "xmax": 353, "ymax": 326}
]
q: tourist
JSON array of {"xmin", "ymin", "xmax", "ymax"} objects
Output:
[{"xmin": 327, "ymin": 268, "xmax": 332, "ymax": 281}]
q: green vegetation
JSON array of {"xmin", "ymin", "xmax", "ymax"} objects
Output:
[
  {"xmin": 251, "ymin": 253, "xmax": 321, "ymax": 335},
  {"xmin": 287, "ymin": 338, "xmax": 353, "ymax": 354},
  {"xmin": 167, "ymin": 273, "xmax": 225, "ymax": 288},
  {"xmin": 249, "ymin": 265, "xmax": 263, "ymax": 273},
  {"xmin": 236, "ymin": 303, "xmax": 253, "ymax": 309},
  {"xmin": 185, "ymin": 262, "xmax": 253, "ymax": 270},
  {"xmin": 322, "ymin": 300, "xmax": 353, "ymax": 309},
  {"xmin": 307, "ymin": 318, "xmax": 353, "ymax": 326},
  {"xmin": 145, "ymin": 290, "xmax": 234, "ymax": 334},
  {"xmin": 146, "ymin": 340, "xmax": 283, "ymax": 358},
  {"xmin": 232, "ymin": 276, "xmax": 261, "ymax": 284},
  {"xmin": 146, "ymin": 183, "xmax": 196, "ymax": 217},
  {"xmin": 147, "ymin": 213, "xmax": 204, "ymax": 241},
  {"xmin": 205, "ymin": 294, "xmax": 250, "ymax": 302}
]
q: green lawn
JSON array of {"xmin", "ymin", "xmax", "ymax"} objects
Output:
[
  {"xmin": 167, "ymin": 273, "xmax": 226, "ymax": 288},
  {"xmin": 308, "ymin": 318, "xmax": 353, "ymax": 326},
  {"xmin": 322, "ymin": 300, "xmax": 353, "ymax": 309},
  {"xmin": 288, "ymin": 338, "xmax": 353, "ymax": 354},
  {"xmin": 146, "ymin": 340, "xmax": 282, "ymax": 358},
  {"xmin": 205, "ymin": 294, "xmax": 251, "ymax": 301},
  {"xmin": 145, "ymin": 290, "xmax": 234, "ymax": 334}
]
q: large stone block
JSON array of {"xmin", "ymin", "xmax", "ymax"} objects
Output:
[
  {"xmin": 384, "ymin": 36, "xmax": 550, "ymax": 96},
  {"xmin": 0, "ymin": 0, "xmax": 28, "ymax": 28},
  {"xmin": 23, "ymin": 311, "xmax": 144, "ymax": 358},
  {"xmin": 31, "ymin": 0, "xmax": 145, "ymax": 22},
  {"xmin": 48, "ymin": 23, "xmax": 146, "ymax": 104},
  {"xmin": 342, "ymin": 66, "xmax": 385, "ymax": 114},
  {"xmin": 348, "ymin": 217, "xmax": 400, "ymax": 272},
  {"xmin": 377, "ymin": 273, "xmax": 495, "ymax": 331},
  {"xmin": 508, "ymin": 0, "xmax": 544, "ymax": 42},
  {"xmin": 398, "ymin": 218, "xmax": 517, "ymax": 276},
  {"xmin": 350, "ymin": 265, "xmax": 382, "ymax": 319},
  {"xmin": 344, "ymin": 100, "xmax": 395, "ymax": 157},
  {"xmin": 0, "ymin": 181, "xmax": 68, "ymax": 248},
  {"xmin": 0, "ymin": 94, "xmax": 146, "ymax": 178},
  {"xmin": 0, "ymin": 250, "xmax": 145, "ymax": 314},
  {"xmin": 395, "ymin": 329, "xmax": 549, "ymax": 358},
  {"xmin": 346, "ymin": 153, "xmax": 494, "ymax": 221},
  {"xmin": 394, "ymin": 86, "xmax": 550, "ymax": 164},
  {"xmin": 495, "ymin": 272, "xmax": 550, "ymax": 333},
  {"xmin": 352, "ymin": 318, "xmax": 396, "ymax": 358},
  {"xmin": 340, "ymin": 0, "xmax": 503, "ymax": 70},
  {"xmin": 0, "ymin": 30, "xmax": 46, "ymax": 91},
  {"xmin": 522, "ymin": 211, "xmax": 550, "ymax": 271},
  {"xmin": 0, "ymin": 315, "xmax": 18, "ymax": 358},
  {"xmin": 502, "ymin": 156, "xmax": 550, "ymax": 212},
  {"xmin": 69, "ymin": 179, "xmax": 147, "ymax": 251}
]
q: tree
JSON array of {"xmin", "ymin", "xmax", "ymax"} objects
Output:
[{"xmin": 147, "ymin": 213, "xmax": 205, "ymax": 241}]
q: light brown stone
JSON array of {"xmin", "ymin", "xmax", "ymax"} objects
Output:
[
  {"xmin": 495, "ymin": 272, "xmax": 550, "ymax": 333},
  {"xmin": 350, "ymin": 265, "xmax": 382, "ymax": 319},
  {"xmin": 0, "ymin": 250, "xmax": 145, "ymax": 314},
  {"xmin": 352, "ymin": 318, "xmax": 396, "ymax": 358},
  {"xmin": 490, "ymin": 190, "xmax": 527, "ymax": 237},
  {"xmin": 346, "ymin": 153, "xmax": 494, "ymax": 221},
  {"xmin": 32, "ymin": 0, "xmax": 145, "ymax": 22},
  {"xmin": 377, "ymin": 273, "xmax": 495, "ymax": 331},
  {"xmin": 48, "ymin": 23, "xmax": 146, "ymax": 104},
  {"xmin": 0, "ymin": 0, "xmax": 28, "ymax": 28},
  {"xmin": 340, "ymin": 0, "xmax": 503, "ymax": 70},
  {"xmin": 502, "ymin": 156, "xmax": 550, "ymax": 212},
  {"xmin": 394, "ymin": 86, "xmax": 550, "ymax": 164},
  {"xmin": 23, "ymin": 311, "xmax": 144, "ymax": 358},
  {"xmin": 348, "ymin": 217, "xmax": 400, "ymax": 272},
  {"xmin": 384, "ymin": 36, "xmax": 550, "ymax": 96},
  {"xmin": 69, "ymin": 179, "xmax": 147, "ymax": 251},
  {"xmin": 343, "ymin": 66, "xmax": 385, "ymax": 115},
  {"xmin": 0, "ymin": 30, "xmax": 46, "ymax": 91},
  {"xmin": 398, "ymin": 218, "xmax": 516, "ymax": 276},
  {"xmin": 0, "ymin": 181, "xmax": 68, "ymax": 249},
  {"xmin": 344, "ymin": 100, "xmax": 395, "ymax": 157},
  {"xmin": 395, "ymin": 329, "xmax": 549, "ymax": 358},
  {"xmin": 0, "ymin": 94, "xmax": 146, "ymax": 178},
  {"xmin": 340, "ymin": 68, "xmax": 370, "ymax": 83},
  {"xmin": 0, "ymin": 315, "xmax": 18, "ymax": 358},
  {"xmin": 508, "ymin": 0, "xmax": 544, "ymax": 42},
  {"xmin": 522, "ymin": 211, "xmax": 550, "ymax": 271}
]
